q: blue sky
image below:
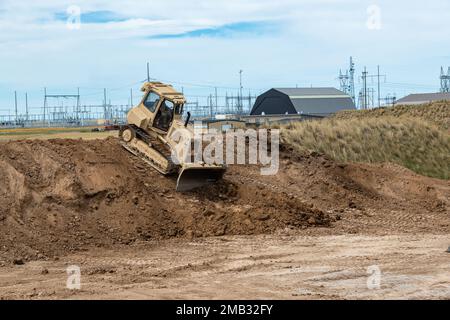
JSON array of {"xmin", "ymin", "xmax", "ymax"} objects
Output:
[
  {"xmin": 0, "ymin": 0, "xmax": 449, "ymax": 114},
  {"xmin": 54, "ymin": 10, "xmax": 128, "ymax": 24},
  {"xmin": 147, "ymin": 21, "xmax": 280, "ymax": 39}
]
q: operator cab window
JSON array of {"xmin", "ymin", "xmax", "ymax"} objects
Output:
[
  {"xmin": 163, "ymin": 100, "xmax": 174, "ymax": 112},
  {"xmin": 155, "ymin": 99, "xmax": 174, "ymax": 131},
  {"xmin": 144, "ymin": 92, "xmax": 160, "ymax": 112},
  {"xmin": 174, "ymin": 103, "xmax": 184, "ymax": 115}
]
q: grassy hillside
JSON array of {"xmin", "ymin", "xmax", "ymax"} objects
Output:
[
  {"xmin": 281, "ymin": 117, "xmax": 450, "ymax": 180},
  {"xmin": 334, "ymin": 101, "xmax": 450, "ymax": 130}
]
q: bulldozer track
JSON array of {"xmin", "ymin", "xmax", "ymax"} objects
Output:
[
  {"xmin": 119, "ymin": 125, "xmax": 177, "ymax": 175},
  {"xmin": 130, "ymin": 125, "xmax": 173, "ymax": 159},
  {"xmin": 120, "ymin": 141, "xmax": 171, "ymax": 175},
  {"xmin": 120, "ymin": 125, "xmax": 169, "ymax": 156}
]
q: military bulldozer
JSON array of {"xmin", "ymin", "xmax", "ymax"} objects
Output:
[{"xmin": 119, "ymin": 82, "xmax": 225, "ymax": 191}]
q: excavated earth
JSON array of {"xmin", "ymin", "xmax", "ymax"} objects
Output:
[{"xmin": 0, "ymin": 137, "xmax": 449, "ymax": 265}]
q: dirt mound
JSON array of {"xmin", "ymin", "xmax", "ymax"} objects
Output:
[
  {"xmin": 0, "ymin": 138, "xmax": 448, "ymax": 264},
  {"xmin": 334, "ymin": 101, "xmax": 450, "ymax": 130},
  {"xmin": 0, "ymin": 138, "xmax": 329, "ymax": 263},
  {"xmin": 253, "ymin": 145, "xmax": 449, "ymax": 234}
]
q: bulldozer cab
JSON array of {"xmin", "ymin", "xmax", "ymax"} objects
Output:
[
  {"xmin": 143, "ymin": 92, "xmax": 173, "ymax": 132},
  {"xmin": 127, "ymin": 82, "xmax": 186, "ymax": 134}
]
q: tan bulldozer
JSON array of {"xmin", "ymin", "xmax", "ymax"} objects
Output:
[{"xmin": 119, "ymin": 81, "xmax": 226, "ymax": 191}]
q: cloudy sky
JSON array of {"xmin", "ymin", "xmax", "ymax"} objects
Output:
[{"xmin": 0, "ymin": 0, "xmax": 449, "ymax": 113}]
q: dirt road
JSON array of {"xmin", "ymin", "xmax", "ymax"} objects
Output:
[{"xmin": 0, "ymin": 232, "xmax": 449, "ymax": 299}]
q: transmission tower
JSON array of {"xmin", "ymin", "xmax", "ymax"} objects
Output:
[
  {"xmin": 339, "ymin": 70, "xmax": 350, "ymax": 93},
  {"xmin": 440, "ymin": 66, "xmax": 450, "ymax": 92},
  {"xmin": 349, "ymin": 57, "xmax": 355, "ymax": 103},
  {"xmin": 238, "ymin": 69, "xmax": 243, "ymax": 113},
  {"xmin": 338, "ymin": 57, "xmax": 356, "ymax": 103},
  {"xmin": 43, "ymin": 88, "xmax": 80, "ymax": 125}
]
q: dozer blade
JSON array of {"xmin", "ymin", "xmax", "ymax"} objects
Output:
[{"xmin": 176, "ymin": 164, "xmax": 226, "ymax": 192}]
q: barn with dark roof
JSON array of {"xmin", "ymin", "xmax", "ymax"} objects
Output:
[{"xmin": 250, "ymin": 87, "xmax": 356, "ymax": 116}]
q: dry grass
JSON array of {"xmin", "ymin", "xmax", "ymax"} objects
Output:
[
  {"xmin": 334, "ymin": 101, "xmax": 450, "ymax": 130},
  {"xmin": 281, "ymin": 117, "xmax": 450, "ymax": 180},
  {"xmin": 0, "ymin": 127, "xmax": 117, "ymax": 141}
]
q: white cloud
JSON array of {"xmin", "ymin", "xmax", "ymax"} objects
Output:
[{"xmin": 0, "ymin": 0, "xmax": 449, "ymax": 110}]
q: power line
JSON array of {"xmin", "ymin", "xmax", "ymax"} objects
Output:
[
  {"xmin": 155, "ymin": 78, "xmax": 241, "ymax": 90},
  {"xmin": 384, "ymin": 82, "xmax": 437, "ymax": 89}
]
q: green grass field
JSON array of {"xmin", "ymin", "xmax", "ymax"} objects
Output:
[
  {"xmin": 0, "ymin": 127, "xmax": 117, "ymax": 141},
  {"xmin": 281, "ymin": 117, "xmax": 450, "ymax": 180}
]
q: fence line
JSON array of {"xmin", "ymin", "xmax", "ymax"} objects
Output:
[{"xmin": 0, "ymin": 101, "xmax": 255, "ymax": 128}]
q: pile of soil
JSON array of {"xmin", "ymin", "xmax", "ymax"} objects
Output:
[
  {"xmin": 0, "ymin": 137, "xmax": 448, "ymax": 264},
  {"xmin": 0, "ymin": 138, "xmax": 328, "ymax": 263},
  {"xmin": 251, "ymin": 144, "xmax": 449, "ymax": 233}
]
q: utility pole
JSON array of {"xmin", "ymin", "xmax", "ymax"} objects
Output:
[
  {"xmin": 43, "ymin": 87, "xmax": 47, "ymax": 125},
  {"xmin": 360, "ymin": 66, "xmax": 386, "ymax": 109},
  {"xmin": 338, "ymin": 57, "xmax": 356, "ymax": 104},
  {"xmin": 239, "ymin": 69, "xmax": 243, "ymax": 113},
  {"xmin": 209, "ymin": 94, "xmax": 213, "ymax": 118},
  {"xmin": 76, "ymin": 87, "xmax": 80, "ymax": 121},
  {"xmin": 25, "ymin": 92, "xmax": 29, "ymax": 122},
  {"xmin": 147, "ymin": 62, "xmax": 150, "ymax": 82},
  {"xmin": 130, "ymin": 88, "xmax": 133, "ymax": 106},
  {"xmin": 370, "ymin": 88, "xmax": 375, "ymax": 108},
  {"xmin": 377, "ymin": 65, "xmax": 381, "ymax": 108},
  {"xmin": 362, "ymin": 67, "xmax": 368, "ymax": 110},
  {"xmin": 349, "ymin": 57, "xmax": 355, "ymax": 103},
  {"xmin": 103, "ymin": 88, "xmax": 107, "ymax": 122},
  {"xmin": 14, "ymin": 91, "xmax": 18, "ymax": 123},
  {"xmin": 215, "ymin": 87, "xmax": 218, "ymax": 111}
]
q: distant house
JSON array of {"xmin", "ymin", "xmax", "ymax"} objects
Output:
[
  {"xmin": 396, "ymin": 92, "xmax": 450, "ymax": 105},
  {"xmin": 250, "ymin": 87, "xmax": 356, "ymax": 117}
]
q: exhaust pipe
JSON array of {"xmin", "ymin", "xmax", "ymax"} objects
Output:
[{"xmin": 184, "ymin": 112, "xmax": 191, "ymax": 127}]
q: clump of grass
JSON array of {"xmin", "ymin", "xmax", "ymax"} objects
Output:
[
  {"xmin": 334, "ymin": 101, "xmax": 450, "ymax": 130},
  {"xmin": 281, "ymin": 117, "xmax": 450, "ymax": 180}
]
